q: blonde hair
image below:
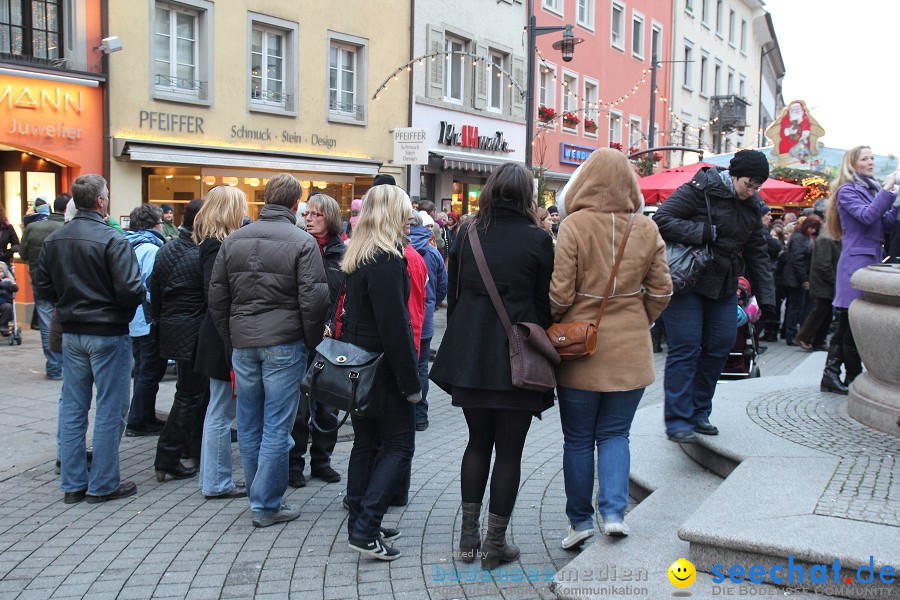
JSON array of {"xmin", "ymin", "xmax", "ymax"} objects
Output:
[
  {"xmin": 826, "ymin": 145, "xmax": 870, "ymax": 241},
  {"xmin": 193, "ymin": 186, "xmax": 247, "ymax": 244},
  {"xmin": 341, "ymin": 185, "xmax": 411, "ymax": 274}
]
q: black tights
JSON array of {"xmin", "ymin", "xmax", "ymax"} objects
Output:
[{"xmin": 460, "ymin": 408, "xmax": 533, "ymax": 517}]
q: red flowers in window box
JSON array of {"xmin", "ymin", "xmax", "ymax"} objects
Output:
[
  {"xmin": 584, "ymin": 118, "xmax": 598, "ymax": 132},
  {"xmin": 538, "ymin": 105, "xmax": 556, "ymax": 122},
  {"xmin": 609, "ymin": 142, "xmax": 624, "ymax": 151},
  {"xmin": 563, "ymin": 112, "xmax": 580, "ymax": 127}
]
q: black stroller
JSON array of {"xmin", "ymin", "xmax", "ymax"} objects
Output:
[
  {"xmin": 0, "ymin": 261, "xmax": 21, "ymax": 345},
  {"xmin": 721, "ymin": 276, "xmax": 760, "ymax": 379}
]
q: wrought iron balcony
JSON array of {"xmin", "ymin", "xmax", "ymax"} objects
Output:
[
  {"xmin": 155, "ymin": 75, "xmax": 207, "ymax": 97},
  {"xmin": 251, "ymin": 88, "xmax": 292, "ymax": 106},
  {"xmin": 710, "ymin": 94, "xmax": 750, "ymax": 130},
  {"xmin": 329, "ymin": 100, "xmax": 365, "ymax": 121}
]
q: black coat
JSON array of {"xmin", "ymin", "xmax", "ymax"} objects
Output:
[
  {"xmin": 150, "ymin": 228, "xmax": 204, "ymax": 361},
  {"xmin": 340, "ymin": 250, "xmax": 421, "ymax": 405},
  {"xmin": 192, "ymin": 238, "xmax": 232, "ymax": 381},
  {"xmin": 321, "ymin": 235, "xmax": 347, "ymax": 305},
  {"xmin": 430, "ymin": 208, "xmax": 555, "ymax": 399},
  {"xmin": 653, "ymin": 167, "xmax": 775, "ymax": 306},
  {"xmin": 0, "ymin": 221, "xmax": 19, "ymax": 266},
  {"xmin": 808, "ymin": 234, "xmax": 841, "ymax": 300},
  {"xmin": 783, "ymin": 233, "xmax": 815, "ymax": 289}
]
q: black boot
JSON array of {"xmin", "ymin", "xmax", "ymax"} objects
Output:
[
  {"xmin": 458, "ymin": 502, "xmax": 481, "ymax": 562},
  {"xmin": 820, "ymin": 345, "xmax": 848, "ymax": 395},
  {"xmin": 843, "ymin": 343, "xmax": 863, "ymax": 387},
  {"xmin": 481, "ymin": 512, "xmax": 520, "ymax": 570}
]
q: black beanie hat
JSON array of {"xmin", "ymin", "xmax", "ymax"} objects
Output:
[
  {"xmin": 373, "ymin": 174, "xmax": 396, "ymax": 187},
  {"xmin": 729, "ymin": 150, "xmax": 769, "ymax": 183}
]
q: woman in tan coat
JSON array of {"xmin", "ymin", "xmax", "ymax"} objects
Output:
[{"xmin": 550, "ymin": 149, "xmax": 671, "ymax": 549}]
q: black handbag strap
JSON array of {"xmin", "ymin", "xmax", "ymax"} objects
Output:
[{"xmin": 465, "ymin": 222, "xmax": 515, "ymax": 340}]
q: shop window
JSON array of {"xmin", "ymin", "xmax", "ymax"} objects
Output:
[
  {"xmin": 327, "ymin": 32, "xmax": 367, "ymax": 125},
  {"xmin": 249, "ymin": 13, "xmax": 298, "ymax": 116},
  {"xmin": 0, "ymin": 0, "xmax": 63, "ymax": 63},
  {"xmin": 152, "ymin": 0, "xmax": 213, "ymax": 105}
]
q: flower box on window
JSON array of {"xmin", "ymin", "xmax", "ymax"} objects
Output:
[
  {"xmin": 563, "ymin": 112, "xmax": 580, "ymax": 127},
  {"xmin": 583, "ymin": 118, "xmax": 598, "ymax": 132},
  {"xmin": 609, "ymin": 142, "xmax": 624, "ymax": 151},
  {"xmin": 538, "ymin": 105, "xmax": 556, "ymax": 123}
]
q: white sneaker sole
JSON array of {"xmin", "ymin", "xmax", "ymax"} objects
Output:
[
  {"xmin": 348, "ymin": 541, "xmax": 401, "ymax": 561},
  {"xmin": 602, "ymin": 522, "xmax": 630, "ymax": 537},
  {"xmin": 561, "ymin": 529, "xmax": 595, "ymax": 549}
]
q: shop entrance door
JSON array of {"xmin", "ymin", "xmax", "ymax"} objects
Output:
[
  {"xmin": 0, "ymin": 150, "xmax": 61, "ymax": 236},
  {"xmin": 451, "ymin": 179, "xmax": 484, "ymax": 216}
]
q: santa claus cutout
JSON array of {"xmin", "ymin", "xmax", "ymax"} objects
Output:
[{"xmin": 765, "ymin": 100, "xmax": 825, "ymax": 167}]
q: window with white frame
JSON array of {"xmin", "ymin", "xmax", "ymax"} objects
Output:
[
  {"xmin": 444, "ymin": 36, "xmax": 465, "ymax": 103},
  {"xmin": 727, "ymin": 68, "xmax": 734, "ymax": 95},
  {"xmin": 682, "ymin": 40, "xmax": 693, "ymax": 89},
  {"xmin": 739, "ymin": 74, "xmax": 746, "ymax": 99},
  {"xmin": 611, "ymin": 2, "xmax": 625, "ymax": 50},
  {"xmin": 155, "ymin": 3, "xmax": 200, "ymax": 97},
  {"xmin": 539, "ymin": 63, "xmax": 556, "ymax": 110},
  {"xmin": 628, "ymin": 116, "xmax": 642, "ymax": 148},
  {"xmin": 740, "ymin": 19, "xmax": 747, "ymax": 54},
  {"xmin": 583, "ymin": 78, "xmax": 599, "ymax": 133},
  {"xmin": 543, "ymin": 0, "xmax": 562, "ymax": 14},
  {"xmin": 714, "ymin": 60, "xmax": 722, "ymax": 95},
  {"xmin": 251, "ymin": 26, "xmax": 285, "ymax": 108},
  {"xmin": 728, "ymin": 9, "xmax": 736, "ymax": 46},
  {"xmin": 562, "ymin": 71, "xmax": 578, "ymax": 118},
  {"xmin": 701, "ymin": 0, "xmax": 710, "ymax": 26},
  {"xmin": 700, "ymin": 52, "xmax": 709, "ymax": 96},
  {"xmin": 715, "ymin": 0, "xmax": 723, "ymax": 36},
  {"xmin": 651, "ymin": 23, "xmax": 662, "ymax": 61},
  {"xmin": 488, "ymin": 51, "xmax": 504, "ymax": 112},
  {"xmin": 608, "ymin": 111, "xmax": 622, "ymax": 145},
  {"xmin": 632, "ymin": 12, "xmax": 644, "ymax": 59},
  {"xmin": 327, "ymin": 31, "xmax": 366, "ymax": 123},
  {"xmin": 576, "ymin": 0, "xmax": 594, "ymax": 29}
]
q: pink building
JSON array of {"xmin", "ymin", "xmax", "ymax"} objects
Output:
[{"xmin": 534, "ymin": 0, "xmax": 673, "ymax": 202}]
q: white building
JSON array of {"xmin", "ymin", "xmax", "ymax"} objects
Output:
[
  {"xmin": 667, "ymin": 0, "xmax": 783, "ymax": 163},
  {"xmin": 407, "ymin": 0, "xmax": 527, "ymax": 215}
]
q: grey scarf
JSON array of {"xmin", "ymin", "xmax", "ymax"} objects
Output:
[{"xmin": 718, "ymin": 168, "xmax": 738, "ymax": 197}]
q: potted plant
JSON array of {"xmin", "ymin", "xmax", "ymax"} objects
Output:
[
  {"xmin": 538, "ymin": 105, "xmax": 556, "ymax": 123},
  {"xmin": 563, "ymin": 112, "xmax": 580, "ymax": 128},
  {"xmin": 584, "ymin": 118, "xmax": 598, "ymax": 133}
]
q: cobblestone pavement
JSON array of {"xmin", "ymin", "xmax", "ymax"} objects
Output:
[
  {"xmin": 747, "ymin": 388, "xmax": 900, "ymax": 527},
  {"xmin": 0, "ymin": 313, "xmax": 812, "ymax": 599}
]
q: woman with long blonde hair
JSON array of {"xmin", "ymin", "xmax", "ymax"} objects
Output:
[
  {"xmin": 341, "ymin": 185, "xmax": 421, "ymax": 561},
  {"xmin": 192, "ymin": 186, "xmax": 250, "ymax": 499},
  {"xmin": 819, "ymin": 146, "xmax": 898, "ymax": 393}
]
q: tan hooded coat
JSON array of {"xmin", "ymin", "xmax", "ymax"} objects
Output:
[{"xmin": 550, "ymin": 149, "xmax": 672, "ymax": 392}]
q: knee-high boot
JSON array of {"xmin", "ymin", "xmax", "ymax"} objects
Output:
[
  {"xmin": 820, "ymin": 345, "xmax": 848, "ymax": 395},
  {"xmin": 481, "ymin": 512, "xmax": 520, "ymax": 570},
  {"xmin": 843, "ymin": 343, "xmax": 863, "ymax": 387},
  {"xmin": 458, "ymin": 502, "xmax": 481, "ymax": 562}
]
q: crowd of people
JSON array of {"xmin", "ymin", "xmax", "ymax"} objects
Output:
[{"xmin": 2, "ymin": 142, "xmax": 895, "ymax": 569}]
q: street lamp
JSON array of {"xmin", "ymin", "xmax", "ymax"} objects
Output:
[{"xmin": 525, "ymin": 0, "xmax": 583, "ymax": 168}]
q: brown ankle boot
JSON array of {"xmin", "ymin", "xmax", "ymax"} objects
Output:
[
  {"xmin": 458, "ymin": 502, "xmax": 481, "ymax": 562},
  {"xmin": 480, "ymin": 512, "xmax": 520, "ymax": 570}
]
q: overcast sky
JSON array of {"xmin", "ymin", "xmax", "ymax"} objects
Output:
[{"xmin": 765, "ymin": 0, "xmax": 899, "ymax": 159}]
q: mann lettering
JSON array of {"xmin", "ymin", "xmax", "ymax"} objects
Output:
[{"xmin": 0, "ymin": 85, "xmax": 82, "ymax": 114}]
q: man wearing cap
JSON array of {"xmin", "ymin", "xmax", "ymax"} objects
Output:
[
  {"xmin": 547, "ymin": 205, "xmax": 560, "ymax": 235},
  {"xmin": 160, "ymin": 204, "xmax": 179, "ymax": 241},
  {"xmin": 23, "ymin": 197, "xmax": 51, "ymax": 228}
]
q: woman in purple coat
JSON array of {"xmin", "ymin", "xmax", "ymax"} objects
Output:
[{"xmin": 821, "ymin": 146, "xmax": 898, "ymax": 393}]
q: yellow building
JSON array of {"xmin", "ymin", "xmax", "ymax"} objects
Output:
[{"xmin": 107, "ymin": 0, "xmax": 410, "ymax": 223}]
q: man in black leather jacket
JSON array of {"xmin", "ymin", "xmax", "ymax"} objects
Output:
[{"xmin": 34, "ymin": 174, "xmax": 145, "ymax": 505}]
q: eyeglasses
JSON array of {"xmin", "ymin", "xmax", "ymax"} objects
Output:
[{"xmin": 302, "ymin": 211, "xmax": 325, "ymax": 218}]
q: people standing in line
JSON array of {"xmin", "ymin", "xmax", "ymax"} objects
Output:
[
  {"xmin": 782, "ymin": 215, "xmax": 821, "ymax": 346},
  {"xmin": 341, "ymin": 185, "xmax": 422, "ymax": 561},
  {"xmin": 123, "ymin": 204, "xmax": 169, "ymax": 437},
  {"xmin": 820, "ymin": 146, "xmax": 898, "ymax": 392},
  {"xmin": 19, "ymin": 194, "xmax": 67, "ymax": 379},
  {"xmin": 34, "ymin": 174, "xmax": 145, "ymax": 504},
  {"xmin": 192, "ymin": 187, "xmax": 248, "ymax": 501},
  {"xmin": 160, "ymin": 204, "xmax": 179, "ymax": 241},
  {"xmin": 431, "ymin": 163, "xmax": 555, "ymax": 570},
  {"xmin": 288, "ymin": 193, "xmax": 346, "ymax": 489},
  {"xmin": 550, "ymin": 148, "xmax": 672, "ymax": 548},
  {"xmin": 0, "ymin": 204, "xmax": 19, "ymax": 267},
  {"xmin": 408, "ymin": 211, "xmax": 448, "ymax": 432},
  {"xmin": 653, "ymin": 150, "xmax": 776, "ymax": 444},
  {"xmin": 151, "ymin": 199, "xmax": 206, "ymax": 482},
  {"xmin": 208, "ymin": 174, "xmax": 328, "ymax": 528}
]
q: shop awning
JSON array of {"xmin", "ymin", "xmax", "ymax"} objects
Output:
[
  {"xmin": 429, "ymin": 150, "xmax": 516, "ymax": 174},
  {"xmin": 113, "ymin": 139, "xmax": 381, "ymax": 175}
]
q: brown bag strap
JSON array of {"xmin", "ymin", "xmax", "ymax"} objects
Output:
[
  {"xmin": 594, "ymin": 213, "xmax": 636, "ymax": 327},
  {"xmin": 465, "ymin": 222, "xmax": 515, "ymax": 339}
]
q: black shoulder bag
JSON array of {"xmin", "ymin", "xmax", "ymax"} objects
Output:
[{"xmin": 666, "ymin": 191, "xmax": 714, "ymax": 295}]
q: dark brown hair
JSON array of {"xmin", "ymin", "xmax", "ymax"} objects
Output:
[
  {"xmin": 798, "ymin": 214, "xmax": 822, "ymax": 238},
  {"xmin": 476, "ymin": 163, "xmax": 537, "ymax": 228},
  {"xmin": 264, "ymin": 174, "xmax": 302, "ymax": 208}
]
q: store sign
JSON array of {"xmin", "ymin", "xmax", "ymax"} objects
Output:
[
  {"xmin": 140, "ymin": 110, "xmax": 205, "ymax": 133},
  {"xmin": 0, "ymin": 79, "xmax": 85, "ymax": 141},
  {"xmin": 393, "ymin": 128, "xmax": 428, "ymax": 165},
  {"xmin": 560, "ymin": 143, "xmax": 597, "ymax": 166},
  {"xmin": 438, "ymin": 121, "xmax": 512, "ymax": 153}
]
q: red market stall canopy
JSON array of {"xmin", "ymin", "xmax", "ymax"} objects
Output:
[{"xmin": 640, "ymin": 162, "xmax": 806, "ymax": 206}]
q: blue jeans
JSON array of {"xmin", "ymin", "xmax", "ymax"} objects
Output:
[
  {"xmin": 347, "ymin": 396, "xmax": 415, "ymax": 542},
  {"xmin": 557, "ymin": 386, "xmax": 643, "ymax": 528},
  {"xmin": 33, "ymin": 291, "xmax": 62, "ymax": 377},
  {"xmin": 232, "ymin": 341, "xmax": 306, "ymax": 516},
  {"xmin": 128, "ymin": 333, "xmax": 168, "ymax": 429},
  {"xmin": 199, "ymin": 377, "xmax": 238, "ymax": 496},
  {"xmin": 415, "ymin": 337, "xmax": 431, "ymax": 426},
  {"xmin": 661, "ymin": 291, "xmax": 737, "ymax": 435},
  {"xmin": 59, "ymin": 333, "xmax": 132, "ymax": 495}
]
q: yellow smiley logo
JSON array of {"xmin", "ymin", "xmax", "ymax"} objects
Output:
[{"xmin": 668, "ymin": 558, "xmax": 696, "ymax": 588}]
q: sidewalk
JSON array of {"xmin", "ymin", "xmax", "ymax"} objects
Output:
[{"xmin": 0, "ymin": 315, "xmax": 815, "ymax": 599}]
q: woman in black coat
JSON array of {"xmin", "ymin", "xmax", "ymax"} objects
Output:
[
  {"xmin": 341, "ymin": 184, "xmax": 421, "ymax": 562},
  {"xmin": 192, "ymin": 187, "xmax": 248, "ymax": 500},
  {"xmin": 653, "ymin": 150, "xmax": 775, "ymax": 444},
  {"xmin": 430, "ymin": 163, "xmax": 554, "ymax": 570},
  {"xmin": 782, "ymin": 215, "xmax": 820, "ymax": 345}
]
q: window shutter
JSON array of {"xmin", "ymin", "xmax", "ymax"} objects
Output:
[
  {"xmin": 426, "ymin": 26, "xmax": 445, "ymax": 100},
  {"xmin": 474, "ymin": 42, "xmax": 488, "ymax": 110},
  {"xmin": 510, "ymin": 55, "xmax": 525, "ymax": 117}
]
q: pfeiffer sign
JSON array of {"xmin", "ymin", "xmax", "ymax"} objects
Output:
[{"xmin": 438, "ymin": 121, "xmax": 513, "ymax": 153}]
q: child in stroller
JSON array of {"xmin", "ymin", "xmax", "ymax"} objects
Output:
[
  {"xmin": 0, "ymin": 260, "xmax": 21, "ymax": 344},
  {"xmin": 721, "ymin": 276, "xmax": 761, "ymax": 379}
]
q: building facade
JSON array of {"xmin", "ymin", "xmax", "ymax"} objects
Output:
[
  {"xmin": 533, "ymin": 0, "xmax": 673, "ymax": 200},
  {"xmin": 107, "ymin": 0, "xmax": 410, "ymax": 223},
  {"xmin": 408, "ymin": 0, "xmax": 527, "ymax": 215}
]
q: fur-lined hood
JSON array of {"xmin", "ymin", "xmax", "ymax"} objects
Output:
[{"xmin": 556, "ymin": 148, "xmax": 644, "ymax": 218}]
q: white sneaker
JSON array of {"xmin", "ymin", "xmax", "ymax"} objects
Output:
[
  {"xmin": 602, "ymin": 521, "xmax": 630, "ymax": 537},
  {"xmin": 561, "ymin": 526, "xmax": 595, "ymax": 549}
]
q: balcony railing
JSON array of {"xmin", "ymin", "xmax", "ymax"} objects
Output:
[
  {"xmin": 329, "ymin": 100, "xmax": 364, "ymax": 121},
  {"xmin": 0, "ymin": 52, "xmax": 99, "ymax": 74},
  {"xmin": 251, "ymin": 88, "xmax": 292, "ymax": 107},
  {"xmin": 155, "ymin": 74, "xmax": 207, "ymax": 97},
  {"xmin": 710, "ymin": 94, "xmax": 750, "ymax": 129}
]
